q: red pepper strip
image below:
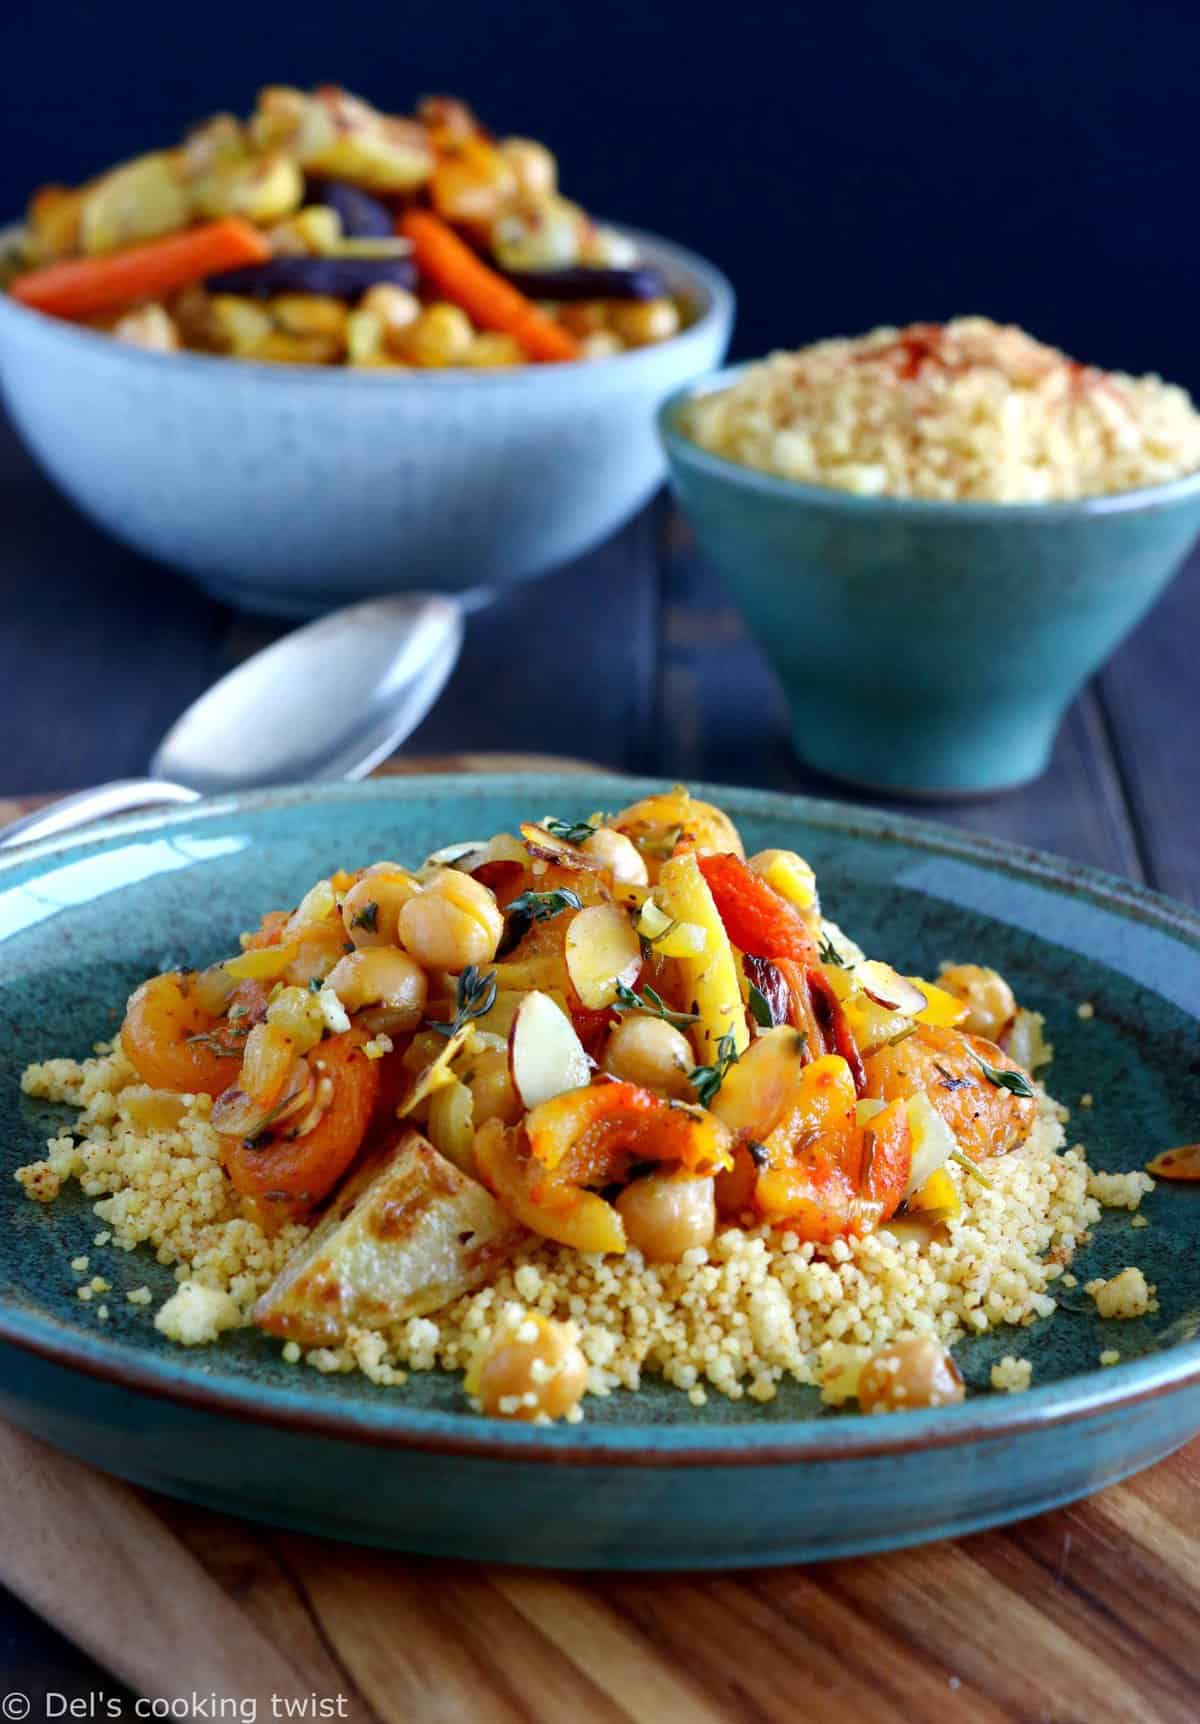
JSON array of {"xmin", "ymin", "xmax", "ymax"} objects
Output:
[{"xmin": 696, "ymin": 853, "xmax": 817, "ymax": 964}]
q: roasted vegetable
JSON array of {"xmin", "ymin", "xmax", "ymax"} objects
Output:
[
  {"xmin": 496, "ymin": 264, "xmax": 667, "ymax": 302},
  {"xmin": 252, "ymin": 1128, "xmax": 525, "ymax": 1345},
  {"xmin": 311, "ymin": 179, "xmax": 395, "ymax": 238},
  {"xmin": 10, "ymin": 220, "xmax": 269, "ymax": 320},
  {"xmin": 204, "ymin": 254, "xmax": 417, "ymax": 300},
  {"xmin": 79, "ymin": 152, "xmax": 193, "ymax": 256}
]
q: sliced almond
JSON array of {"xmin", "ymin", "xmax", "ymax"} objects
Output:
[
  {"xmin": 508, "ymin": 990, "xmax": 592, "ymax": 1110},
  {"xmin": 855, "ymin": 960, "xmax": 928, "ymax": 1016},
  {"xmin": 564, "ymin": 903, "xmax": 643, "ymax": 1009}
]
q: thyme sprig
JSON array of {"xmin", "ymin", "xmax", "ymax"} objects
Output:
[
  {"xmin": 817, "ymin": 933, "xmax": 846, "ymax": 968},
  {"xmin": 496, "ymin": 887, "xmax": 583, "ymax": 959},
  {"xmin": 543, "ymin": 817, "xmax": 600, "ymax": 846},
  {"xmin": 688, "ymin": 1030, "xmax": 740, "ymax": 1108},
  {"xmin": 428, "ymin": 965, "xmax": 498, "ymax": 1038},
  {"xmin": 613, "ymin": 979, "xmax": 700, "ymax": 1032},
  {"xmin": 969, "ymin": 1050, "xmax": 1036, "ymax": 1098}
]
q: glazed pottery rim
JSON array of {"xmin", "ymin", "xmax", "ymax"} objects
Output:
[
  {"xmin": 659, "ymin": 364, "xmax": 1200, "ymax": 521},
  {"xmin": 0, "ymin": 222, "xmax": 734, "ymax": 384},
  {"xmin": 2, "ymin": 770, "xmax": 1198, "ymax": 1467}
]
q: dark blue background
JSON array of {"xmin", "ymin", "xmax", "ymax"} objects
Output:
[{"xmin": 4, "ymin": 0, "xmax": 1195, "ymax": 383}]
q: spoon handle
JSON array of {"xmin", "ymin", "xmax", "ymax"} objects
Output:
[{"xmin": 0, "ymin": 779, "xmax": 200, "ymax": 850}]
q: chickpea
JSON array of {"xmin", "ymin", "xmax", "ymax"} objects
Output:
[
  {"xmin": 608, "ymin": 298, "xmax": 680, "ymax": 348},
  {"xmin": 361, "ymin": 283, "xmax": 421, "ymax": 352},
  {"xmin": 558, "ymin": 300, "xmax": 610, "ymax": 339},
  {"xmin": 500, "ymin": 137, "xmax": 558, "ymax": 201},
  {"xmin": 616, "ymin": 1173, "xmax": 716, "ymax": 1262},
  {"xmin": 398, "ymin": 303, "xmax": 474, "ymax": 368},
  {"xmin": 937, "ymin": 964, "xmax": 1017, "ymax": 1043},
  {"xmin": 474, "ymin": 1312, "xmax": 588, "ymax": 1421},
  {"xmin": 345, "ymin": 308, "xmax": 383, "ymax": 366},
  {"xmin": 579, "ymin": 331, "xmax": 624, "ymax": 361},
  {"xmin": 431, "ymin": 138, "xmax": 518, "ymax": 227},
  {"xmin": 581, "ymin": 827, "xmax": 648, "ymax": 885},
  {"xmin": 398, "ymin": 869, "xmax": 504, "ymax": 971},
  {"xmin": 252, "ymin": 331, "xmax": 341, "ymax": 366},
  {"xmin": 465, "ymin": 1045, "xmax": 522, "ymax": 1126},
  {"xmin": 270, "ymin": 294, "xmax": 349, "ymax": 340},
  {"xmin": 465, "ymin": 332, "xmax": 524, "ymax": 368},
  {"xmin": 113, "ymin": 304, "xmax": 179, "ymax": 353},
  {"xmin": 602, "ymin": 1015, "xmax": 694, "ymax": 1099},
  {"xmin": 856, "ymin": 1336, "xmax": 965, "ymax": 1415},
  {"xmin": 325, "ymin": 947, "xmax": 428, "ymax": 1030},
  {"xmin": 342, "ymin": 869, "xmax": 421, "ymax": 948}
]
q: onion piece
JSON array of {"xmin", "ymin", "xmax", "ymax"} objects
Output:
[
  {"xmin": 519, "ymin": 822, "xmax": 604, "ymax": 871},
  {"xmin": 902, "ymin": 1092, "xmax": 957, "ymax": 1199}
]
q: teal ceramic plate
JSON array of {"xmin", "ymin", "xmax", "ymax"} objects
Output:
[{"xmin": 0, "ymin": 775, "xmax": 1197, "ymax": 1569}]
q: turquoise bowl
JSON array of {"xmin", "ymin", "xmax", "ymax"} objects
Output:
[
  {"xmin": 0, "ymin": 230, "xmax": 732, "ymax": 618},
  {"xmin": 659, "ymin": 369, "xmax": 1200, "ymax": 794},
  {"xmin": 1, "ymin": 774, "xmax": 1198, "ymax": 1568}
]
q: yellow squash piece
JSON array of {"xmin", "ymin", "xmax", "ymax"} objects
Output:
[
  {"xmin": 222, "ymin": 941, "xmax": 299, "ymax": 981},
  {"xmin": 474, "ymin": 1119, "xmax": 626, "ymax": 1254},
  {"xmin": 913, "ymin": 979, "xmax": 971, "ymax": 1029},
  {"xmin": 655, "ymin": 852, "xmax": 750, "ymax": 1061},
  {"xmin": 253, "ymin": 1129, "xmax": 525, "ymax": 1347},
  {"xmin": 907, "ymin": 1166, "xmax": 961, "ymax": 1218}
]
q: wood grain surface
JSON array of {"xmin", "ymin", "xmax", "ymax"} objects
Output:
[{"xmin": 3, "ymin": 753, "xmax": 1199, "ymax": 1723}]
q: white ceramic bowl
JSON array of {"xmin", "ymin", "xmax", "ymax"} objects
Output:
[{"xmin": 0, "ymin": 227, "xmax": 733, "ymax": 616}]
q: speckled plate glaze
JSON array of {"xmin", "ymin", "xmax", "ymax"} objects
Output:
[{"xmin": 0, "ymin": 775, "xmax": 1197, "ymax": 1569}]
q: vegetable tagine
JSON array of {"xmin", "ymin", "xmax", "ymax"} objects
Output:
[
  {"xmin": 19, "ymin": 789, "xmax": 1169, "ymax": 1423},
  {"xmin": 4, "ymin": 88, "xmax": 685, "ymax": 367}
]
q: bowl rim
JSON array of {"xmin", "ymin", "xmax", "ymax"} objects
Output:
[
  {"xmin": 0, "ymin": 221, "xmax": 735, "ymax": 386},
  {"xmin": 1, "ymin": 770, "xmax": 1199, "ymax": 1467},
  {"xmin": 658, "ymin": 362, "xmax": 1200, "ymax": 519}
]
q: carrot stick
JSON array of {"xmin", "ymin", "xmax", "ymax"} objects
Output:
[
  {"xmin": 8, "ymin": 219, "xmax": 270, "ymax": 320},
  {"xmin": 400, "ymin": 209, "xmax": 579, "ymax": 363}
]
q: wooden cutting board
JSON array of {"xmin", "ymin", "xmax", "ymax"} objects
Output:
[{"xmin": 2, "ymin": 755, "xmax": 1198, "ymax": 1724}]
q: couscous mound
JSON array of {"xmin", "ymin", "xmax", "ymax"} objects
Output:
[{"xmin": 18, "ymin": 1038, "xmax": 1144, "ymax": 1410}]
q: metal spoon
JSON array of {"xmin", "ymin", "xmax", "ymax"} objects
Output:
[{"xmin": 0, "ymin": 593, "xmax": 463, "ymax": 850}]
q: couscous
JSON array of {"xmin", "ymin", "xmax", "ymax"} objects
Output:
[
  {"xmin": 684, "ymin": 318, "xmax": 1200, "ymax": 501},
  {"xmin": 15, "ymin": 788, "xmax": 1159, "ymax": 1421}
]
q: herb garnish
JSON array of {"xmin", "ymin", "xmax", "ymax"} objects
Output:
[
  {"xmin": 933, "ymin": 1061, "xmax": 968, "ymax": 1091},
  {"xmin": 427, "ymin": 965, "xmax": 498, "ymax": 1038},
  {"xmin": 613, "ymin": 979, "xmax": 700, "ymax": 1032},
  {"xmin": 968, "ymin": 1050, "xmax": 1035, "ymax": 1098},
  {"xmin": 184, "ymin": 1035, "xmax": 241, "ymax": 1058},
  {"xmin": 817, "ymin": 933, "xmax": 846, "ymax": 968},
  {"xmin": 495, "ymin": 887, "xmax": 583, "ymax": 959},
  {"xmin": 688, "ymin": 1030, "xmax": 740, "ymax": 1107},
  {"xmin": 638, "ymin": 824, "xmax": 683, "ymax": 859},
  {"xmin": 507, "ymin": 887, "xmax": 583, "ymax": 923},
  {"xmin": 747, "ymin": 982, "xmax": 775, "ymax": 1029},
  {"xmin": 308, "ymin": 976, "xmax": 324, "ymax": 994},
  {"xmin": 543, "ymin": 817, "xmax": 599, "ymax": 846},
  {"xmin": 950, "ymin": 1145, "xmax": 994, "ymax": 1189},
  {"xmin": 350, "ymin": 900, "xmax": 379, "ymax": 933}
]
